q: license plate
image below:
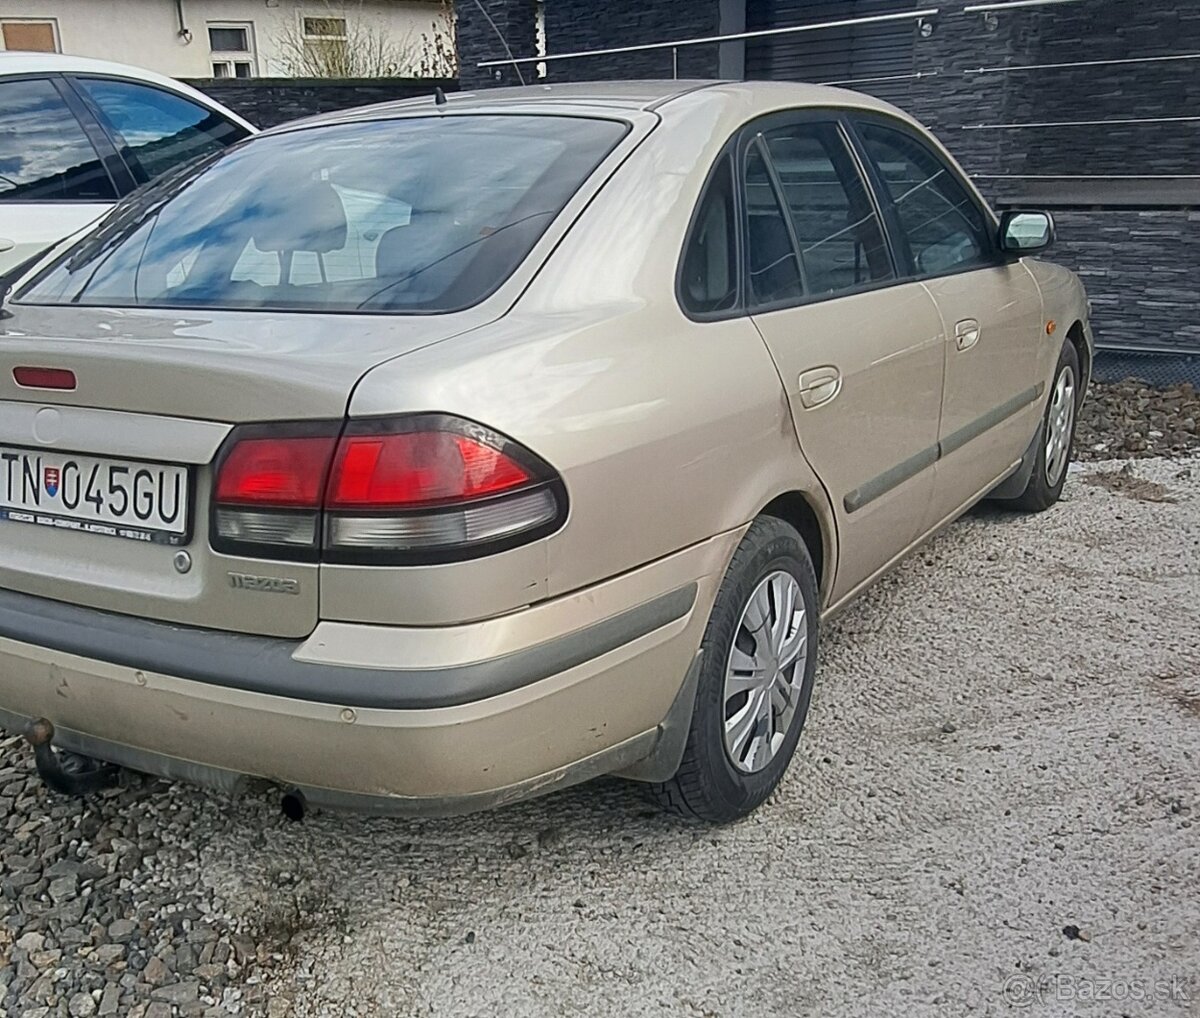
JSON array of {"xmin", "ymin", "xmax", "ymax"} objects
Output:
[{"xmin": 0, "ymin": 446, "xmax": 190, "ymax": 546}]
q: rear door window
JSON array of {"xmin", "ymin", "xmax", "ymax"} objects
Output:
[
  {"xmin": 75, "ymin": 77, "xmax": 249, "ymax": 185},
  {"xmin": 760, "ymin": 122, "xmax": 893, "ymax": 296},
  {"xmin": 0, "ymin": 78, "xmax": 116, "ymax": 202},
  {"xmin": 744, "ymin": 143, "xmax": 804, "ymax": 308}
]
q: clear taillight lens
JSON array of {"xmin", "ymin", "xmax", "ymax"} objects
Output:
[{"xmin": 210, "ymin": 416, "xmax": 565, "ymax": 563}]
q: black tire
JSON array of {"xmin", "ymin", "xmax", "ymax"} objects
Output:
[
  {"xmin": 1009, "ymin": 339, "xmax": 1081, "ymax": 513},
  {"xmin": 649, "ymin": 516, "xmax": 819, "ymax": 823}
]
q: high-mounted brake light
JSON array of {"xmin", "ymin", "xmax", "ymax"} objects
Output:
[{"xmin": 210, "ymin": 415, "xmax": 566, "ymax": 564}]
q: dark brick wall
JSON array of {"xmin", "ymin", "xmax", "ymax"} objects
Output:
[
  {"xmin": 903, "ymin": 0, "xmax": 1200, "ymax": 352},
  {"xmin": 453, "ymin": 0, "xmax": 736, "ymax": 86},
  {"xmin": 906, "ymin": 0, "xmax": 1200, "ymax": 185},
  {"xmin": 455, "ymin": 0, "xmax": 537, "ymax": 90},
  {"xmin": 1050, "ymin": 211, "xmax": 1200, "ymax": 355},
  {"xmin": 544, "ymin": 1, "xmax": 722, "ymax": 82},
  {"xmin": 186, "ymin": 78, "xmax": 458, "ymax": 129},
  {"xmin": 452, "ymin": 0, "xmax": 1199, "ymax": 352}
]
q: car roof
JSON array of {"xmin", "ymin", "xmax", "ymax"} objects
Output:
[
  {"xmin": 0, "ymin": 51, "xmax": 257, "ymax": 131},
  {"xmin": 262, "ymin": 79, "xmax": 912, "ymax": 135}
]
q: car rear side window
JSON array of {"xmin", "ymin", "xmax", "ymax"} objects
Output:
[
  {"xmin": 744, "ymin": 143, "xmax": 804, "ymax": 307},
  {"xmin": 76, "ymin": 78, "xmax": 248, "ymax": 185},
  {"xmin": 857, "ymin": 122, "xmax": 993, "ymax": 276},
  {"xmin": 0, "ymin": 78, "xmax": 116, "ymax": 202},
  {"xmin": 761, "ymin": 122, "xmax": 893, "ymax": 296},
  {"xmin": 18, "ymin": 114, "xmax": 628, "ymax": 314},
  {"xmin": 679, "ymin": 156, "xmax": 737, "ymax": 316}
]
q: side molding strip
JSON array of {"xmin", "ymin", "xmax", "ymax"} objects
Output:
[
  {"xmin": 844, "ymin": 445, "xmax": 938, "ymax": 514},
  {"xmin": 938, "ymin": 384, "xmax": 1043, "ymax": 459},
  {"xmin": 843, "ymin": 382, "xmax": 1044, "ymax": 514}
]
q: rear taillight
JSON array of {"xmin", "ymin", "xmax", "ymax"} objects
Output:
[
  {"xmin": 211, "ymin": 423, "xmax": 339, "ymax": 559},
  {"xmin": 210, "ymin": 415, "xmax": 565, "ymax": 563}
]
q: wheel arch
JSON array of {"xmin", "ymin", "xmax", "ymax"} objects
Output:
[
  {"xmin": 759, "ymin": 489, "xmax": 835, "ymax": 606},
  {"xmin": 1066, "ymin": 319, "xmax": 1090, "ymax": 393}
]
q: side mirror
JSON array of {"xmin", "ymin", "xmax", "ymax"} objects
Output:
[{"xmin": 998, "ymin": 210, "xmax": 1054, "ymax": 255}]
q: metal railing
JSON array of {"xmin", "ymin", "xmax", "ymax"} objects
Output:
[
  {"xmin": 476, "ymin": 0, "xmax": 1197, "ymax": 139},
  {"xmin": 962, "ymin": 0, "xmax": 1090, "ymax": 11},
  {"xmin": 965, "ymin": 53, "xmax": 1200, "ymax": 75},
  {"xmin": 964, "ymin": 115, "xmax": 1200, "ymax": 130},
  {"xmin": 819, "ymin": 71, "xmax": 940, "ymax": 87},
  {"xmin": 477, "ymin": 9, "xmax": 939, "ymax": 73}
]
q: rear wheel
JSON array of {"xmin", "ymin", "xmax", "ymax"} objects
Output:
[
  {"xmin": 649, "ymin": 516, "xmax": 819, "ymax": 823},
  {"xmin": 1009, "ymin": 340, "xmax": 1080, "ymax": 513}
]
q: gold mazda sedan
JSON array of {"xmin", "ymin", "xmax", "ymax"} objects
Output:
[{"xmin": 0, "ymin": 81, "xmax": 1090, "ymax": 822}]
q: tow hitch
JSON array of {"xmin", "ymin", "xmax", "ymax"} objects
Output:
[{"xmin": 23, "ymin": 717, "xmax": 120, "ymax": 795}]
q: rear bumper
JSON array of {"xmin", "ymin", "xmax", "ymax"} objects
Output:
[
  {"xmin": 0, "ymin": 530, "xmax": 738, "ymax": 813},
  {"xmin": 0, "ymin": 582, "xmax": 695, "ymax": 711}
]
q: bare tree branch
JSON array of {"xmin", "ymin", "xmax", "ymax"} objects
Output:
[{"xmin": 273, "ymin": 0, "xmax": 455, "ymax": 79}]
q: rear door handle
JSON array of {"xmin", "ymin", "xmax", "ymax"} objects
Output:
[
  {"xmin": 954, "ymin": 318, "xmax": 981, "ymax": 351},
  {"xmin": 0, "ymin": 238, "xmax": 14, "ymax": 254},
  {"xmin": 798, "ymin": 365, "xmax": 841, "ymax": 409}
]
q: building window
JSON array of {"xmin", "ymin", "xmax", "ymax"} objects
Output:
[
  {"xmin": 1, "ymin": 19, "xmax": 60, "ymax": 52},
  {"xmin": 208, "ymin": 23, "xmax": 256, "ymax": 78},
  {"xmin": 301, "ymin": 15, "xmax": 348, "ymax": 69},
  {"xmin": 302, "ymin": 16, "xmax": 348, "ymax": 40}
]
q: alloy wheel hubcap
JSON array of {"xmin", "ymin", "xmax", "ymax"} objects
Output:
[
  {"xmin": 722, "ymin": 570, "xmax": 807, "ymax": 774},
  {"xmin": 1044, "ymin": 364, "xmax": 1076, "ymax": 486}
]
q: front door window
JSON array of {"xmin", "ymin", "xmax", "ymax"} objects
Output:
[{"xmin": 857, "ymin": 123, "xmax": 993, "ymax": 276}]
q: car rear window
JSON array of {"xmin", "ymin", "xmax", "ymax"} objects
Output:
[{"xmin": 17, "ymin": 114, "xmax": 628, "ymax": 314}]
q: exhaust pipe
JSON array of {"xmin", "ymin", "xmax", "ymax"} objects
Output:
[
  {"xmin": 280, "ymin": 788, "xmax": 307, "ymax": 822},
  {"xmin": 23, "ymin": 718, "xmax": 119, "ymax": 795}
]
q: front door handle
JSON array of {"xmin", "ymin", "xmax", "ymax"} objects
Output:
[
  {"xmin": 0, "ymin": 238, "xmax": 15, "ymax": 254},
  {"xmin": 798, "ymin": 365, "xmax": 841, "ymax": 409},
  {"xmin": 954, "ymin": 318, "xmax": 981, "ymax": 351}
]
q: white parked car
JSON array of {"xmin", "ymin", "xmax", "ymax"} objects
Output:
[{"xmin": 0, "ymin": 53, "xmax": 255, "ymax": 275}]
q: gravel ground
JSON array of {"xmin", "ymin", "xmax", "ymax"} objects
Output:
[
  {"xmin": 1077, "ymin": 380, "xmax": 1200, "ymax": 461},
  {"xmin": 3, "ymin": 455, "xmax": 1199, "ymax": 1016}
]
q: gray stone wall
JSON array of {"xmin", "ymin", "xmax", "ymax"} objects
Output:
[
  {"xmin": 1049, "ymin": 211, "xmax": 1200, "ymax": 356},
  {"xmin": 455, "ymin": 0, "xmax": 537, "ymax": 90},
  {"xmin": 186, "ymin": 79, "xmax": 458, "ymax": 129},
  {"xmin": 904, "ymin": 0, "xmax": 1200, "ymax": 352},
  {"xmin": 543, "ymin": 2, "xmax": 722, "ymax": 82}
]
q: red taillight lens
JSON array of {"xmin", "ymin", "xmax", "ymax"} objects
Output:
[
  {"xmin": 215, "ymin": 436, "xmax": 337, "ymax": 507},
  {"xmin": 327, "ymin": 431, "xmax": 533, "ymax": 509},
  {"xmin": 211, "ymin": 425, "xmax": 340, "ymax": 559},
  {"xmin": 210, "ymin": 416, "xmax": 565, "ymax": 564}
]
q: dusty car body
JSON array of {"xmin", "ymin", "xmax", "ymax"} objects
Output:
[{"xmin": 0, "ymin": 81, "xmax": 1091, "ymax": 821}]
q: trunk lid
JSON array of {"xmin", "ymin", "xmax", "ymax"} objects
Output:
[
  {"xmin": 0, "ymin": 304, "xmax": 476, "ymax": 420},
  {"xmin": 0, "ymin": 304, "xmax": 482, "ymax": 637}
]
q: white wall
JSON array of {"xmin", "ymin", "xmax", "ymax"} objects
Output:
[{"xmin": 0, "ymin": 0, "xmax": 450, "ymax": 77}]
